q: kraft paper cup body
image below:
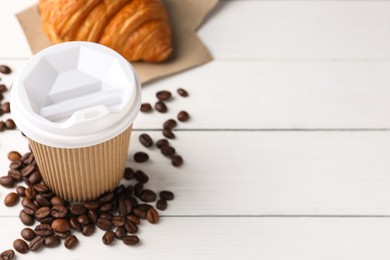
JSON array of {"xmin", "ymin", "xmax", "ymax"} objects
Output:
[{"xmin": 11, "ymin": 42, "xmax": 141, "ymax": 201}]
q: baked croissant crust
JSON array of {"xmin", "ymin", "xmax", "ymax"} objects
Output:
[{"xmin": 38, "ymin": 0, "xmax": 173, "ymax": 62}]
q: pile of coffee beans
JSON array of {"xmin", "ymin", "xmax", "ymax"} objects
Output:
[
  {"xmin": 0, "ymin": 64, "xmax": 15, "ymax": 132},
  {"xmin": 136, "ymin": 88, "xmax": 189, "ymax": 167},
  {"xmin": 0, "ymin": 150, "xmax": 174, "ymax": 258}
]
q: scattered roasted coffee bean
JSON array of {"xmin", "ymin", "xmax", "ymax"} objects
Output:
[
  {"xmin": 162, "ymin": 128, "xmax": 175, "ymax": 139},
  {"xmin": 163, "ymin": 119, "xmax": 177, "ymax": 129},
  {"xmin": 115, "ymin": 226, "xmax": 127, "ymax": 239},
  {"xmin": 70, "ymin": 204, "xmax": 87, "ymax": 215},
  {"xmin": 134, "ymin": 182, "xmax": 144, "ymax": 196},
  {"xmin": 171, "ymin": 155, "xmax": 184, "ymax": 167},
  {"xmin": 140, "ymin": 103, "xmax": 152, "ymax": 112},
  {"xmin": 35, "ymin": 207, "xmax": 51, "ymax": 220},
  {"xmin": 19, "ymin": 210, "xmax": 34, "ymax": 226},
  {"xmin": 52, "ymin": 219, "xmax": 71, "ymax": 233},
  {"xmin": 8, "ymin": 170, "xmax": 22, "ymax": 182},
  {"xmin": 16, "ymin": 186, "xmax": 26, "ymax": 197},
  {"xmin": 124, "ymin": 221, "xmax": 138, "ymax": 234},
  {"xmin": 177, "ymin": 88, "xmax": 188, "ymax": 97},
  {"xmin": 0, "ymin": 176, "xmax": 15, "ymax": 188},
  {"xmin": 35, "ymin": 194, "xmax": 50, "ymax": 207},
  {"xmin": 0, "ymin": 121, "xmax": 6, "ymax": 131},
  {"xmin": 0, "ymin": 65, "xmax": 12, "ymax": 74},
  {"xmin": 156, "ymin": 139, "xmax": 169, "ymax": 148},
  {"xmin": 77, "ymin": 214, "xmax": 90, "ymax": 226},
  {"xmin": 156, "ymin": 90, "xmax": 172, "ymax": 101},
  {"xmin": 44, "ymin": 235, "xmax": 60, "ymax": 248},
  {"xmin": 177, "ymin": 111, "xmax": 190, "ymax": 122},
  {"xmin": 25, "ymin": 186, "xmax": 37, "ymax": 200},
  {"xmin": 9, "ymin": 161, "xmax": 22, "ymax": 171},
  {"xmin": 99, "ymin": 202, "xmax": 113, "ymax": 212},
  {"xmin": 138, "ymin": 203, "xmax": 152, "ymax": 212},
  {"xmin": 7, "ymin": 151, "xmax": 21, "ymax": 162},
  {"xmin": 156, "ymin": 199, "xmax": 168, "ymax": 211},
  {"xmin": 126, "ymin": 215, "xmax": 141, "ymax": 225},
  {"xmin": 102, "ymin": 230, "xmax": 116, "ymax": 245},
  {"xmin": 29, "ymin": 236, "xmax": 44, "ymax": 251},
  {"xmin": 160, "ymin": 191, "xmax": 174, "ymax": 200},
  {"xmin": 4, "ymin": 192, "xmax": 19, "ymax": 207},
  {"xmin": 161, "ymin": 146, "xmax": 176, "ymax": 157},
  {"xmin": 139, "ymin": 133, "xmax": 153, "ymax": 147},
  {"xmin": 155, "ymin": 101, "xmax": 167, "ymax": 113},
  {"xmin": 96, "ymin": 218, "xmax": 112, "ymax": 231},
  {"xmin": 34, "ymin": 183, "xmax": 49, "ymax": 193},
  {"xmin": 140, "ymin": 189, "xmax": 157, "ymax": 202},
  {"xmin": 55, "ymin": 231, "xmax": 71, "ymax": 239},
  {"xmin": 13, "ymin": 239, "xmax": 28, "ymax": 254},
  {"xmin": 84, "ymin": 200, "xmax": 100, "ymax": 210},
  {"xmin": 23, "ymin": 202, "xmax": 37, "ymax": 215},
  {"xmin": 123, "ymin": 167, "xmax": 134, "ymax": 180},
  {"xmin": 51, "ymin": 205, "xmax": 68, "ymax": 218},
  {"xmin": 0, "ymin": 249, "xmax": 15, "ymax": 260},
  {"xmin": 134, "ymin": 152, "xmax": 149, "ymax": 163},
  {"xmin": 5, "ymin": 119, "xmax": 16, "ymax": 130},
  {"xmin": 134, "ymin": 170, "xmax": 149, "ymax": 183},
  {"xmin": 99, "ymin": 192, "xmax": 115, "ymax": 203},
  {"xmin": 21, "ymin": 165, "xmax": 35, "ymax": 178},
  {"xmin": 28, "ymin": 170, "xmax": 42, "ymax": 185},
  {"xmin": 112, "ymin": 215, "xmax": 126, "ymax": 227},
  {"xmin": 82, "ymin": 224, "xmax": 95, "ymax": 236},
  {"xmin": 50, "ymin": 196, "xmax": 64, "ymax": 206},
  {"xmin": 118, "ymin": 198, "xmax": 132, "ymax": 216},
  {"xmin": 133, "ymin": 207, "xmax": 146, "ymax": 219},
  {"xmin": 1, "ymin": 101, "xmax": 10, "ymax": 113},
  {"xmin": 40, "ymin": 217, "xmax": 54, "ymax": 225},
  {"xmin": 122, "ymin": 235, "xmax": 140, "ymax": 246},
  {"xmin": 88, "ymin": 209, "xmax": 98, "ymax": 224},
  {"xmin": 146, "ymin": 208, "xmax": 159, "ymax": 224},
  {"xmin": 0, "ymin": 84, "xmax": 7, "ymax": 93},
  {"xmin": 64, "ymin": 235, "xmax": 78, "ymax": 249},
  {"xmin": 70, "ymin": 217, "xmax": 82, "ymax": 231},
  {"xmin": 34, "ymin": 223, "xmax": 53, "ymax": 237},
  {"xmin": 21, "ymin": 228, "xmax": 36, "ymax": 241}
]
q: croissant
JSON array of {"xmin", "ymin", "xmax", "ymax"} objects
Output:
[{"xmin": 38, "ymin": 0, "xmax": 173, "ymax": 62}]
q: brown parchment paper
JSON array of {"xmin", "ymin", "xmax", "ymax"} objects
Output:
[{"xmin": 16, "ymin": 0, "xmax": 219, "ymax": 85}]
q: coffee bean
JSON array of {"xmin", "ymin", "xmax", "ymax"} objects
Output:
[
  {"xmin": 0, "ymin": 84, "xmax": 7, "ymax": 93},
  {"xmin": 122, "ymin": 235, "xmax": 140, "ymax": 246},
  {"xmin": 140, "ymin": 103, "xmax": 152, "ymax": 112},
  {"xmin": 155, "ymin": 101, "xmax": 167, "ymax": 113},
  {"xmin": 115, "ymin": 226, "xmax": 127, "ymax": 239},
  {"xmin": 21, "ymin": 164, "xmax": 35, "ymax": 177},
  {"xmin": 55, "ymin": 231, "xmax": 71, "ymax": 239},
  {"xmin": 163, "ymin": 119, "xmax": 177, "ymax": 129},
  {"xmin": 160, "ymin": 191, "xmax": 175, "ymax": 200},
  {"xmin": 88, "ymin": 209, "xmax": 98, "ymax": 224},
  {"xmin": 96, "ymin": 218, "xmax": 112, "ymax": 231},
  {"xmin": 9, "ymin": 161, "xmax": 22, "ymax": 170},
  {"xmin": 19, "ymin": 210, "xmax": 34, "ymax": 226},
  {"xmin": 126, "ymin": 185, "xmax": 135, "ymax": 196},
  {"xmin": 99, "ymin": 203, "xmax": 113, "ymax": 212},
  {"xmin": 40, "ymin": 217, "xmax": 54, "ymax": 225},
  {"xmin": 70, "ymin": 204, "xmax": 86, "ymax": 215},
  {"xmin": 51, "ymin": 205, "xmax": 68, "ymax": 218},
  {"xmin": 139, "ymin": 133, "xmax": 153, "ymax": 147},
  {"xmin": 0, "ymin": 176, "xmax": 15, "ymax": 188},
  {"xmin": 8, "ymin": 170, "xmax": 22, "ymax": 182},
  {"xmin": 21, "ymin": 228, "xmax": 36, "ymax": 241},
  {"xmin": 133, "ymin": 207, "xmax": 147, "ymax": 219},
  {"xmin": 123, "ymin": 167, "xmax": 134, "ymax": 180},
  {"xmin": 13, "ymin": 239, "xmax": 28, "ymax": 254},
  {"xmin": 21, "ymin": 197, "xmax": 32, "ymax": 207},
  {"xmin": 7, "ymin": 151, "xmax": 21, "ymax": 162},
  {"xmin": 35, "ymin": 207, "xmax": 51, "ymax": 220},
  {"xmin": 146, "ymin": 208, "xmax": 159, "ymax": 224},
  {"xmin": 140, "ymin": 189, "xmax": 157, "ymax": 202},
  {"xmin": 44, "ymin": 235, "xmax": 60, "ymax": 248},
  {"xmin": 118, "ymin": 199, "xmax": 132, "ymax": 215},
  {"xmin": 1, "ymin": 102, "xmax": 10, "ymax": 113},
  {"xmin": 162, "ymin": 128, "xmax": 175, "ymax": 139},
  {"xmin": 112, "ymin": 215, "xmax": 126, "ymax": 227},
  {"xmin": 124, "ymin": 221, "xmax": 138, "ymax": 234},
  {"xmin": 177, "ymin": 111, "xmax": 190, "ymax": 122},
  {"xmin": 82, "ymin": 224, "xmax": 95, "ymax": 236},
  {"xmin": 0, "ymin": 65, "xmax": 11, "ymax": 74},
  {"xmin": 102, "ymin": 230, "xmax": 116, "ymax": 245},
  {"xmin": 70, "ymin": 217, "xmax": 82, "ymax": 231},
  {"xmin": 52, "ymin": 219, "xmax": 71, "ymax": 233},
  {"xmin": 134, "ymin": 152, "xmax": 149, "ymax": 163},
  {"xmin": 23, "ymin": 202, "xmax": 37, "ymax": 215},
  {"xmin": 84, "ymin": 200, "xmax": 100, "ymax": 210},
  {"xmin": 156, "ymin": 199, "xmax": 168, "ymax": 210},
  {"xmin": 16, "ymin": 186, "xmax": 26, "ymax": 197},
  {"xmin": 156, "ymin": 90, "xmax": 172, "ymax": 101},
  {"xmin": 64, "ymin": 235, "xmax": 78, "ymax": 249},
  {"xmin": 34, "ymin": 224, "xmax": 53, "ymax": 237},
  {"xmin": 177, "ymin": 88, "xmax": 189, "ymax": 97},
  {"xmin": 156, "ymin": 139, "xmax": 169, "ymax": 149},
  {"xmin": 49, "ymin": 196, "xmax": 64, "ymax": 206},
  {"xmin": 29, "ymin": 236, "xmax": 44, "ymax": 251},
  {"xmin": 5, "ymin": 119, "xmax": 16, "ymax": 129},
  {"xmin": 161, "ymin": 146, "xmax": 176, "ymax": 156},
  {"xmin": 28, "ymin": 170, "xmax": 42, "ymax": 185},
  {"xmin": 126, "ymin": 215, "xmax": 141, "ymax": 225},
  {"xmin": 0, "ymin": 249, "xmax": 15, "ymax": 260},
  {"xmin": 138, "ymin": 203, "xmax": 153, "ymax": 212},
  {"xmin": 134, "ymin": 182, "xmax": 144, "ymax": 196},
  {"xmin": 25, "ymin": 186, "xmax": 37, "ymax": 200},
  {"xmin": 77, "ymin": 214, "xmax": 90, "ymax": 225},
  {"xmin": 99, "ymin": 192, "xmax": 115, "ymax": 203},
  {"xmin": 34, "ymin": 183, "xmax": 49, "ymax": 193},
  {"xmin": 35, "ymin": 194, "xmax": 50, "ymax": 207},
  {"xmin": 171, "ymin": 155, "xmax": 184, "ymax": 167},
  {"xmin": 134, "ymin": 170, "xmax": 149, "ymax": 183},
  {"xmin": 4, "ymin": 192, "xmax": 19, "ymax": 207}
]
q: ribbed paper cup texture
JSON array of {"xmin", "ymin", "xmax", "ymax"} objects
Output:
[{"xmin": 29, "ymin": 127, "xmax": 132, "ymax": 201}]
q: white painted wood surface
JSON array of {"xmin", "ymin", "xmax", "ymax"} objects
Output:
[{"xmin": 1, "ymin": 0, "xmax": 390, "ymax": 259}]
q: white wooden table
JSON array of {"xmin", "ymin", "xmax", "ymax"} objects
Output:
[{"xmin": 1, "ymin": 1, "xmax": 390, "ymax": 259}]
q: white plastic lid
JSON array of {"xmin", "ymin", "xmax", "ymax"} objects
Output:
[{"xmin": 11, "ymin": 41, "xmax": 141, "ymax": 148}]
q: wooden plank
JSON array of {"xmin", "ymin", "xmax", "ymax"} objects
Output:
[
  {"xmin": 0, "ymin": 216, "xmax": 390, "ymax": 259},
  {"xmin": 199, "ymin": 1, "xmax": 390, "ymax": 60},
  {"xmin": 2, "ymin": 131, "xmax": 390, "ymax": 216}
]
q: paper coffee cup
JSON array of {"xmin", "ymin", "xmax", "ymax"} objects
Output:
[{"xmin": 11, "ymin": 41, "xmax": 141, "ymax": 201}]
